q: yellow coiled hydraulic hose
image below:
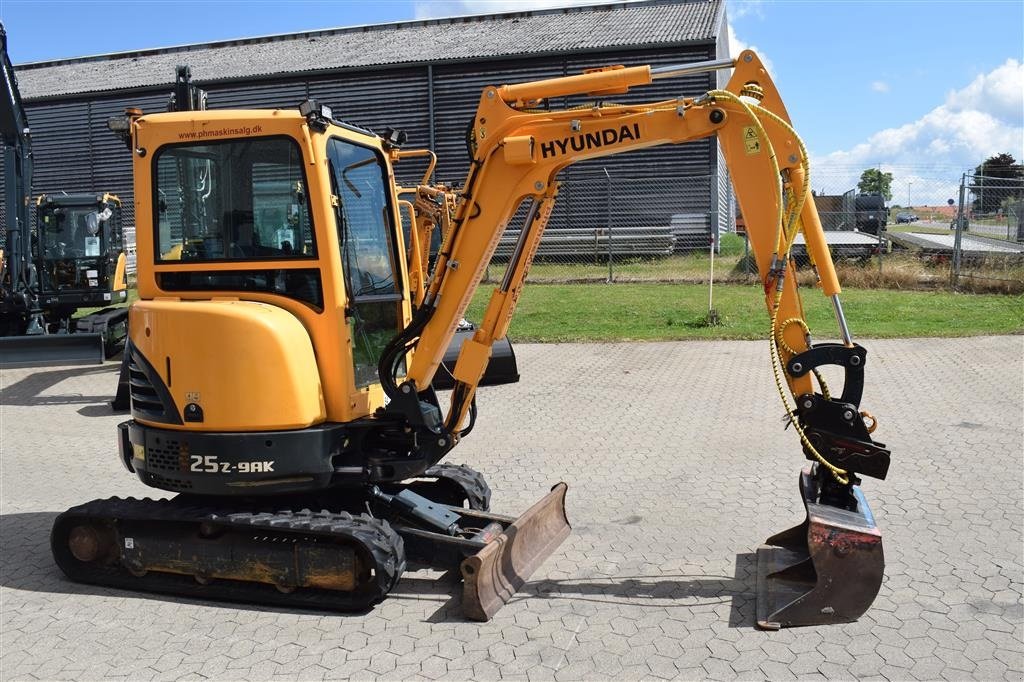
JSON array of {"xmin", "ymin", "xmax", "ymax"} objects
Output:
[{"xmin": 705, "ymin": 89, "xmax": 850, "ymax": 485}]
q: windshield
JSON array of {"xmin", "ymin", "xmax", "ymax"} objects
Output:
[
  {"xmin": 154, "ymin": 136, "xmax": 315, "ymax": 262},
  {"xmin": 39, "ymin": 205, "xmax": 112, "ymax": 259}
]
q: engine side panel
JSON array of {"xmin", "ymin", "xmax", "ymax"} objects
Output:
[{"xmin": 129, "ymin": 299, "xmax": 325, "ymax": 431}]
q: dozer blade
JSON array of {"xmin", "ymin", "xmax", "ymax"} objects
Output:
[
  {"xmin": 0, "ymin": 333, "xmax": 105, "ymax": 369},
  {"xmin": 461, "ymin": 482, "xmax": 570, "ymax": 621},
  {"xmin": 110, "ymin": 345, "xmax": 131, "ymax": 411},
  {"xmin": 756, "ymin": 466, "xmax": 884, "ymax": 629}
]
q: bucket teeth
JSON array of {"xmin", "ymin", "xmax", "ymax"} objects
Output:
[
  {"xmin": 461, "ymin": 482, "xmax": 570, "ymax": 621},
  {"xmin": 756, "ymin": 466, "xmax": 884, "ymax": 629}
]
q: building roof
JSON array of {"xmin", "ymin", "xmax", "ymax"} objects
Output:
[{"xmin": 15, "ymin": 0, "xmax": 723, "ymax": 101}]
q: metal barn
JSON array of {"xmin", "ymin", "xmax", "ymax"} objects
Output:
[{"xmin": 8, "ymin": 0, "xmax": 732, "ymax": 258}]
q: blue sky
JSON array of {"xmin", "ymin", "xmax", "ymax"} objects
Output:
[{"xmin": 1, "ymin": 0, "xmax": 1021, "ymax": 201}]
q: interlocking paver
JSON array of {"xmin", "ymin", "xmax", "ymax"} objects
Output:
[{"xmin": 2, "ymin": 336, "xmax": 1022, "ymax": 680}]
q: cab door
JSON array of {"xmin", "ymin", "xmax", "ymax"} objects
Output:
[{"xmin": 326, "ymin": 137, "xmax": 406, "ymax": 389}]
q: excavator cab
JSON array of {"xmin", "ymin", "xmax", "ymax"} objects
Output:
[
  {"xmin": 57, "ymin": 105, "xmax": 566, "ymax": 620},
  {"xmin": 34, "ymin": 194, "xmax": 128, "ymax": 348}
]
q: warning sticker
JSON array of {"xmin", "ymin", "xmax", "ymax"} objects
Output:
[{"xmin": 743, "ymin": 126, "xmax": 761, "ymax": 155}]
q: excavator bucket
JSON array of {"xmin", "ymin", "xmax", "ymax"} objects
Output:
[
  {"xmin": 433, "ymin": 326, "xmax": 519, "ymax": 391},
  {"xmin": 756, "ymin": 466, "xmax": 884, "ymax": 629},
  {"xmin": 0, "ymin": 333, "xmax": 105, "ymax": 369},
  {"xmin": 460, "ymin": 482, "xmax": 570, "ymax": 621}
]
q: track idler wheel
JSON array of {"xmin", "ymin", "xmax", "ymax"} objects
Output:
[
  {"xmin": 756, "ymin": 464, "xmax": 884, "ymax": 629},
  {"xmin": 67, "ymin": 524, "xmax": 116, "ymax": 563},
  {"xmin": 398, "ymin": 464, "xmax": 492, "ymax": 511}
]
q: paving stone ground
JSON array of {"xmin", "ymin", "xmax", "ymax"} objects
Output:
[{"xmin": 1, "ymin": 336, "xmax": 1022, "ymax": 681}]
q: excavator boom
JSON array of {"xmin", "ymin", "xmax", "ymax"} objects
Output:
[{"xmin": 380, "ymin": 51, "xmax": 891, "ymax": 624}]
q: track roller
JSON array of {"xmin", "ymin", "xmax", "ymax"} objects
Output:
[
  {"xmin": 387, "ymin": 463, "xmax": 492, "ymax": 511},
  {"xmin": 51, "ymin": 498, "xmax": 405, "ymax": 612}
]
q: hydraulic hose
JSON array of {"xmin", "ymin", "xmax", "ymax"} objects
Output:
[{"xmin": 706, "ymin": 89, "xmax": 850, "ymax": 485}]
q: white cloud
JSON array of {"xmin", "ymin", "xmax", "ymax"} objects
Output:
[
  {"xmin": 413, "ymin": 0, "xmax": 614, "ymax": 19},
  {"xmin": 944, "ymin": 58, "xmax": 1024, "ymax": 126},
  {"xmin": 729, "ymin": 0, "xmax": 765, "ymax": 20},
  {"xmin": 812, "ymin": 59, "xmax": 1024, "ymax": 203},
  {"xmin": 726, "ymin": 21, "xmax": 773, "ymax": 76},
  {"xmin": 871, "ymin": 80, "xmax": 890, "ymax": 93}
]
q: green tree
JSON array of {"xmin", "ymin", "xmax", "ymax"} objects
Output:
[
  {"xmin": 971, "ymin": 153, "xmax": 1024, "ymax": 214},
  {"xmin": 857, "ymin": 168, "xmax": 893, "ymax": 200}
]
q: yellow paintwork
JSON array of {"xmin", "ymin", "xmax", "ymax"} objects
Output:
[
  {"xmin": 408, "ymin": 51, "xmax": 839, "ymax": 431},
  {"xmin": 396, "ymin": 198, "xmax": 424, "ymax": 304},
  {"xmin": 113, "ymin": 252, "xmax": 127, "ymax": 290},
  {"xmin": 129, "ymin": 108, "xmax": 411, "ymax": 429},
  {"xmin": 129, "ymin": 299, "xmax": 325, "ymax": 431},
  {"xmin": 100, "ymin": 195, "xmax": 129, "ymax": 291},
  {"xmin": 160, "ymin": 244, "xmax": 183, "ymax": 261},
  {"xmin": 497, "ymin": 64, "xmax": 651, "ymax": 105},
  {"xmin": 397, "ymin": 185, "xmax": 458, "ymax": 308},
  {"xmin": 124, "ymin": 52, "xmax": 850, "ymax": 442}
]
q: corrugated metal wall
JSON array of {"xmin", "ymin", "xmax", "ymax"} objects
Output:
[
  {"xmin": 10, "ymin": 43, "xmax": 720, "ymax": 246},
  {"xmin": 713, "ymin": 6, "xmax": 735, "ymax": 240}
]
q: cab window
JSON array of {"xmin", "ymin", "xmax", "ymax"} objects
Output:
[
  {"xmin": 154, "ymin": 137, "xmax": 315, "ymax": 262},
  {"xmin": 326, "ymin": 137, "xmax": 403, "ymax": 388}
]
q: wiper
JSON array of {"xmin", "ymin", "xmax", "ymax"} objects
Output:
[
  {"xmin": 341, "ymin": 157, "xmax": 377, "ymax": 197},
  {"xmin": 328, "ymin": 158, "xmax": 357, "ymax": 316}
]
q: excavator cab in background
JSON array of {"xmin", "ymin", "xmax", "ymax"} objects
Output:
[
  {"xmin": 0, "ymin": 23, "xmax": 128, "ymax": 367},
  {"xmin": 32, "ymin": 193, "xmax": 129, "ymax": 351},
  {"xmin": 53, "ymin": 50, "xmax": 891, "ymax": 625}
]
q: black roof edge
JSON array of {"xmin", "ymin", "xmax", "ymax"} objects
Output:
[
  {"xmin": 38, "ymin": 193, "xmax": 118, "ymax": 205},
  {"xmin": 15, "ymin": 0, "xmax": 697, "ymax": 70},
  {"xmin": 20, "ymin": 38, "xmax": 716, "ymax": 104}
]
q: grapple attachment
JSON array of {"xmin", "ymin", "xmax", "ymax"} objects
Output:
[
  {"xmin": 756, "ymin": 465, "xmax": 883, "ymax": 629},
  {"xmin": 461, "ymin": 482, "xmax": 570, "ymax": 621}
]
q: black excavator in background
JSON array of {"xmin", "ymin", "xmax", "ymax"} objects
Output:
[{"xmin": 0, "ymin": 23, "xmax": 128, "ymax": 368}]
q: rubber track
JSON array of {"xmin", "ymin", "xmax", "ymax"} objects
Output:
[
  {"xmin": 424, "ymin": 464, "xmax": 492, "ymax": 511},
  {"xmin": 51, "ymin": 496, "xmax": 405, "ymax": 613}
]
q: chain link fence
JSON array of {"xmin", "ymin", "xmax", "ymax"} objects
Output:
[
  {"xmin": 479, "ymin": 171, "xmax": 730, "ymax": 284},
  {"xmin": 118, "ymin": 166, "xmax": 1023, "ymax": 292},
  {"xmin": 470, "ymin": 166, "xmax": 1024, "ymax": 291},
  {"xmin": 949, "ymin": 172, "xmax": 1024, "ymax": 291}
]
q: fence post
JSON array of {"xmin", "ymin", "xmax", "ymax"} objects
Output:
[
  {"xmin": 604, "ymin": 168, "xmax": 613, "ymax": 283},
  {"xmin": 744, "ymin": 230, "xmax": 751, "ymax": 275},
  {"xmin": 951, "ymin": 172, "xmax": 966, "ymax": 288},
  {"xmin": 877, "ymin": 228, "xmax": 883, "ymax": 274}
]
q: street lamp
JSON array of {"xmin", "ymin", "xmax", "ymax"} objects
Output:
[{"xmin": 908, "ymin": 181, "xmax": 913, "ymax": 208}]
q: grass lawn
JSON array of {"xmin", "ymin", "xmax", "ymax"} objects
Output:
[
  {"xmin": 467, "ymin": 283, "xmax": 1024, "ymax": 342},
  {"xmin": 105, "ymin": 274, "xmax": 1022, "ymax": 343}
]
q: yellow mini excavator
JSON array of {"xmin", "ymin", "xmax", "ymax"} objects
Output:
[{"xmin": 52, "ymin": 52, "xmax": 891, "ymax": 626}]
